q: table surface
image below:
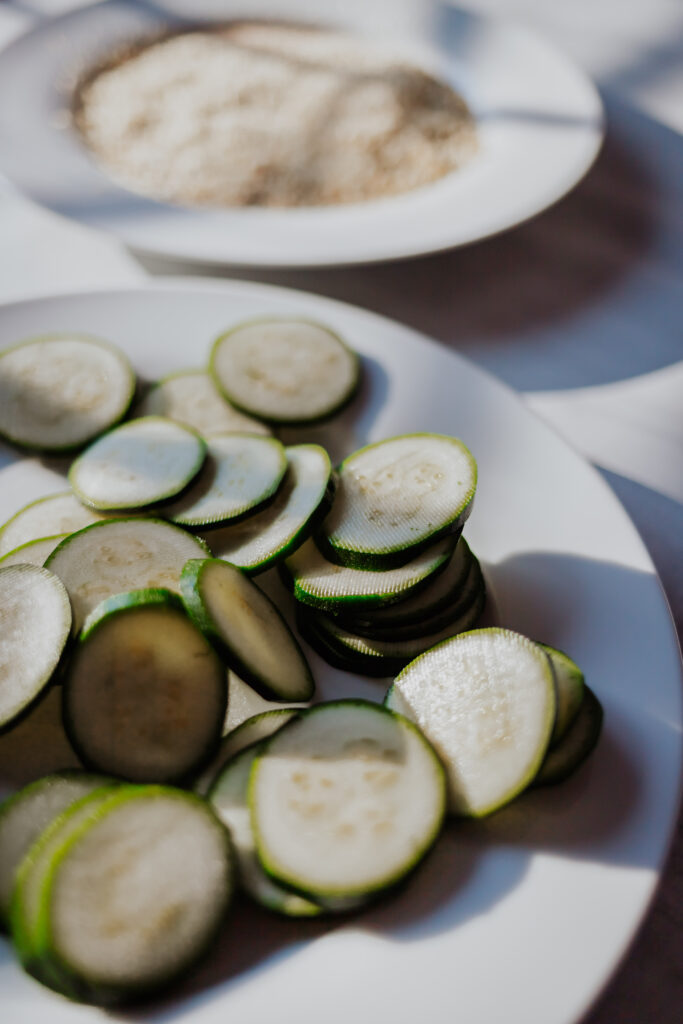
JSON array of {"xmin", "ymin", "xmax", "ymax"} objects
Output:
[{"xmin": 0, "ymin": 2, "xmax": 681, "ymax": 1021}]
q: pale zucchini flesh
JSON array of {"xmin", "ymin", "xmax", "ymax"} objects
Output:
[
  {"xmin": 165, "ymin": 433, "xmax": 287, "ymax": 528},
  {"xmin": 35, "ymin": 788, "xmax": 233, "ymax": 1003},
  {"xmin": 137, "ymin": 369, "xmax": 271, "ymax": 437},
  {"xmin": 210, "ymin": 742, "xmax": 322, "ymax": 916},
  {"xmin": 196, "ymin": 708, "xmax": 301, "ymax": 797},
  {"xmin": 0, "ymin": 771, "xmax": 111, "ymax": 927},
  {"xmin": 63, "ymin": 591, "xmax": 226, "ymax": 783},
  {"xmin": 540, "ymin": 644, "xmax": 586, "ymax": 745},
  {"xmin": 204, "ymin": 445, "xmax": 334, "ymax": 573},
  {"xmin": 283, "ymin": 534, "xmax": 455, "ymax": 612},
  {"xmin": 320, "ymin": 434, "xmax": 477, "ymax": 569},
  {"xmin": 222, "ymin": 671, "xmax": 310, "ymax": 736},
  {"xmin": 45, "ymin": 518, "xmax": 209, "ymax": 633},
  {"xmin": 0, "ymin": 492, "xmax": 105, "ymax": 557},
  {"xmin": 251, "ymin": 701, "xmax": 446, "ymax": 905},
  {"xmin": 0, "ymin": 565, "xmax": 72, "ymax": 731},
  {"xmin": 69, "ymin": 416, "xmax": 206, "ymax": 511},
  {"xmin": 210, "ymin": 319, "xmax": 359, "ymax": 424},
  {"xmin": 0, "ymin": 334, "xmax": 135, "ymax": 452},
  {"xmin": 181, "ymin": 559, "xmax": 314, "ymax": 702},
  {"xmin": 0, "ymin": 534, "xmax": 69, "ymax": 568},
  {"xmin": 386, "ymin": 628, "xmax": 556, "ymax": 816}
]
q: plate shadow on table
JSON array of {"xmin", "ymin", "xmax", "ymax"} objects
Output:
[{"xmin": 140, "ymin": 96, "xmax": 682, "ymax": 393}]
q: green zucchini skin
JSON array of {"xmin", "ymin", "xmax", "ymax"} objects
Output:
[
  {"xmin": 180, "ymin": 559, "xmax": 314, "ymax": 702},
  {"xmin": 533, "ymin": 686, "xmax": 603, "ymax": 787}
]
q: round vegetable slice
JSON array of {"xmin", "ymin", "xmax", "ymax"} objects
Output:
[
  {"xmin": 69, "ymin": 416, "xmax": 206, "ymax": 511},
  {"xmin": 282, "ymin": 535, "xmax": 454, "ymax": 612},
  {"xmin": 63, "ymin": 590, "xmax": 227, "ymax": 783},
  {"xmin": 298, "ymin": 584, "xmax": 485, "ymax": 677},
  {"xmin": 137, "ymin": 369, "xmax": 272, "ymax": 437},
  {"xmin": 539, "ymin": 643, "xmax": 586, "ymax": 745},
  {"xmin": 0, "ymin": 334, "xmax": 135, "ymax": 452},
  {"xmin": 181, "ymin": 559, "xmax": 314, "ymax": 702},
  {"xmin": 32, "ymin": 788, "xmax": 234, "ymax": 1003},
  {"xmin": 0, "ymin": 565, "xmax": 72, "ymax": 731},
  {"xmin": 386, "ymin": 628, "xmax": 556, "ymax": 816},
  {"xmin": 196, "ymin": 708, "xmax": 301, "ymax": 797},
  {"xmin": 0, "ymin": 534, "xmax": 69, "ymax": 568},
  {"xmin": 320, "ymin": 434, "xmax": 477, "ymax": 569},
  {"xmin": 222, "ymin": 671, "xmax": 310, "ymax": 736},
  {"xmin": 0, "ymin": 771, "xmax": 111, "ymax": 927},
  {"xmin": 534, "ymin": 686, "xmax": 603, "ymax": 787},
  {"xmin": 0, "ymin": 491, "xmax": 105, "ymax": 557},
  {"xmin": 210, "ymin": 318, "xmax": 359, "ymax": 424},
  {"xmin": 45, "ymin": 517, "xmax": 209, "ymax": 633},
  {"xmin": 165, "ymin": 433, "xmax": 287, "ymax": 528},
  {"xmin": 210, "ymin": 741, "xmax": 322, "ymax": 917},
  {"xmin": 204, "ymin": 445, "xmax": 335, "ymax": 573},
  {"xmin": 251, "ymin": 701, "xmax": 446, "ymax": 907}
]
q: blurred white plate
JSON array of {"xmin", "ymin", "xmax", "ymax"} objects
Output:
[
  {"xmin": 0, "ymin": 0, "xmax": 603, "ymax": 267},
  {"xmin": 0, "ymin": 279, "xmax": 680, "ymax": 1024}
]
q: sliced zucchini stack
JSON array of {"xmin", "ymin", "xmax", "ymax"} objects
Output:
[
  {"xmin": 386, "ymin": 628, "xmax": 557, "ymax": 816},
  {"xmin": 69, "ymin": 416, "xmax": 206, "ymax": 511},
  {"xmin": 210, "ymin": 318, "xmax": 359, "ymax": 425},
  {"xmin": 319, "ymin": 434, "xmax": 477, "ymax": 570},
  {"xmin": 0, "ymin": 565, "xmax": 72, "ymax": 731},
  {"xmin": 293, "ymin": 537, "xmax": 486, "ymax": 677},
  {"xmin": 11, "ymin": 786, "xmax": 233, "ymax": 1004},
  {"xmin": 63, "ymin": 590, "xmax": 226, "ymax": 783},
  {"xmin": 181, "ymin": 559, "xmax": 314, "ymax": 702},
  {"xmin": 0, "ymin": 491, "xmax": 107, "ymax": 557},
  {"xmin": 250, "ymin": 701, "xmax": 446, "ymax": 908},
  {"xmin": 45, "ymin": 517, "xmax": 209, "ymax": 633},
  {"xmin": 137, "ymin": 369, "xmax": 271, "ymax": 437},
  {"xmin": 0, "ymin": 334, "xmax": 135, "ymax": 452},
  {"xmin": 205, "ymin": 445, "xmax": 335, "ymax": 573},
  {"xmin": 0, "ymin": 771, "xmax": 111, "ymax": 927},
  {"xmin": 165, "ymin": 433, "xmax": 287, "ymax": 528}
]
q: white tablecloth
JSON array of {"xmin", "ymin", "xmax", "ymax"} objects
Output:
[{"xmin": 0, "ymin": 3, "xmax": 681, "ymax": 1021}]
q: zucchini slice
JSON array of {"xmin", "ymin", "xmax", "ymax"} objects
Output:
[
  {"xmin": 0, "ymin": 771, "xmax": 111, "ymax": 927},
  {"xmin": 251, "ymin": 701, "xmax": 446, "ymax": 907},
  {"xmin": 533, "ymin": 686, "xmax": 603, "ymax": 787},
  {"xmin": 181, "ymin": 559, "xmax": 314, "ymax": 702},
  {"xmin": 298, "ymin": 585, "xmax": 485, "ymax": 678},
  {"xmin": 0, "ymin": 491, "xmax": 104, "ymax": 557},
  {"xmin": 320, "ymin": 434, "xmax": 477, "ymax": 569},
  {"xmin": 386, "ymin": 628, "xmax": 556, "ymax": 816},
  {"xmin": 69, "ymin": 416, "xmax": 206, "ymax": 511},
  {"xmin": 204, "ymin": 445, "xmax": 335, "ymax": 573},
  {"xmin": 282, "ymin": 535, "xmax": 454, "ymax": 613},
  {"xmin": 63, "ymin": 590, "xmax": 226, "ymax": 783},
  {"xmin": 210, "ymin": 318, "xmax": 359, "ymax": 425},
  {"xmin": 165, "ymin": 433, "xmax": 287, "ymax": 529},
  {"xmin": 0, "ymin": 565, "xmax": 72, "ymax": 731},
  {"xmin": 196, "ymin": 708, "xmax": 301, "ymax": 797},
  {"xmin": 210, "ymin": 742, "xmax": 322, "ymax": 917},
  {"xmin": 45, "ymin": 517, "xmax": 209, "ymax": 633},
  {"xmin": 222, "ymin": 671, "xmax": 310, "ymax": 735},
  {"xmin": 0, "ymin": 534, "xmax": 69, "ymax": 568},
  {"xmin": 137, "ymin": 369, "xmax": 271, "ymax": 437},
  {"xmin": 29, "ymin": 787, "xmax": 234, "ymax": 1003},
  {"xmin": 340, "ymin": 536, "xmax": 473, "ymax": 633},
  {"xmin": 0, "ymin": 334, "xmax": 135, "ymax": 452},
  {"xmin": 540, "ymin": 644, "xmax": 586, "ymax": 745}
]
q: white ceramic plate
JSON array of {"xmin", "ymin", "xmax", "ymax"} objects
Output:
[
  {"xmin": 0, "ymin": 0, "xmax": 603, "ymax": 267},
  {"xmin": 0, "ymin": 280, "xmax": 680, "ymax": 1024}
]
